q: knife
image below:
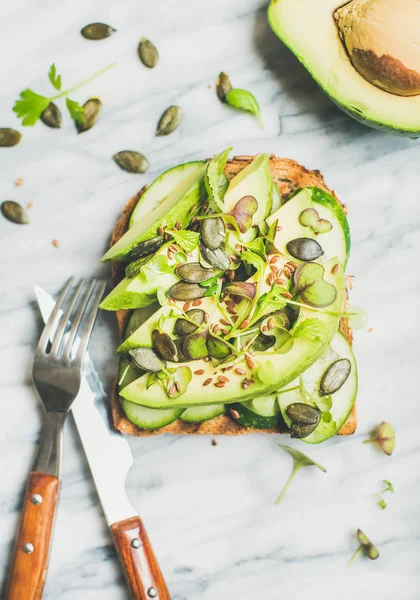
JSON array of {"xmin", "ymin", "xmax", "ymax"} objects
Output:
[{"xmin": 35, "ymin": 286, "xmax": 171, "ymax": 600}]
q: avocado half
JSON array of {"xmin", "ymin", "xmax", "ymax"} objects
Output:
[{"xmin": 268, "ymin": 0, "xmax": 420, "ymax": 137}]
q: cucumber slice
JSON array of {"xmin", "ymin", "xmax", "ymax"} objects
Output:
[
  {"xmin": 180, "ymin": 404, "xmax": 226, "ymax": 423},
  {"xmin": 121, "ymin": 399, "xmax": 183, "ymax": 429},
  {"xmin": 278, "ymin": 332, "xmax": 357, "ymax": 444},
  {"xmin": 229, "ymin": 401, "xmax": 282, "ymax": 429},
  {"xmin": 249, "ymin": 394, "xmax": 280, "ymax": 417},
  {"xmin": 129, "ymin": 161, "xmax": 206, "ymax": 227}
]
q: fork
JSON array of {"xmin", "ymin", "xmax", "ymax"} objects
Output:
[{"xmin": 6, "ymin": 278, "xmax": 106, "ymax": 600}]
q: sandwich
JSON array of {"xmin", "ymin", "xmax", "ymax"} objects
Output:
[{"xmin": 100, "ymin": 149, "xmax": 357, "ymax": 443}]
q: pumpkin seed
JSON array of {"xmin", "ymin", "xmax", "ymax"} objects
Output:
[
  {"xmin": 290, "ymin": 422, "xmax": 319, "ymax": 439},
  {"xmin": 152, "ymin": 330, "xmax": 178, "ymax": 362},
  {"xmin": 182, "ymin": 331, "xmax": 208, "ymax": 360},
  {"xmin": 174, "ymin": 309, "xmax": 205, "ymax": 336},
  {"xmin": 156, "ymin": 105, "xmax": 183, "ymax": 136},
  {"xmin": 129, "ymin": 347, "xmax": 166, "ymax": 373},
  {"xmin": 286, "ymin": 237, "xmax": 324, "ymax": 262},
  {"xmin": 138, "ymin": 37, "xmax": 159, "ymax": 68},
  {"xmin": 40, "ymin": 103, "xmax": 62, "ymax": 129},
  {"xmin": 200, "ymin": 216, "xmax": 225, "ymax": 250},
  {"xmin": 319, "ymin": 358, "xmax": 351, "ymax": 396},
  {"xmin": 167, "ymin": 282, "xmax": 206, "ymax": 301},
  {"xmin": 200, "ymin": 243, "xmax": 230, "ymax": 271},
  {"xmin": 1, "ymin": 201, "xmax": 29, "ymax": 224},
  {"xmin": 176, "ymin": 262, "xmax": 215, "ymax": 284},
  {"xmin": 216, "ymin": 72, "xmax": 232, "ymax": 102},
  {"xmin": 0, "ymin": 128, "xmax": 21, "ymax": 147},
  {"xmin": 76, "ymin": 98, "xmax": 102, "ymax": 133},
  {"xmin": 286, "ymin": 403, "xmax": 321, "ymax": 426},
  {"xmin": 207, "ymin": 335, "xmax": 231, "ymax": 359},
  {"xmin": 113, "ymin": 151, "xmax": 149, "ymax": 174},
  {"xmin": 81, "ymin": 23, "xmax": 116, "ymax": 40},
  {"xmin": 174, "ymin": 338, "xmax": 189, "ymax": 362},
  {"xmin": 130, "ymin": 236, "xmax": 164, "ymax": 260}
]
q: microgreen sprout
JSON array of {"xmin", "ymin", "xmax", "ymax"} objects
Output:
[
  {"xmin": 371, "ymin": 480, "xmax": 394, "ymax": 510},
  {"xmin": 364, "ymin": 422, "xmax": 396, "ymax": 456},
  {"xmin": 348, "ymin": 529, "xmax": 379, "ymax": 565},
  {"xmin": 276, "ymin": 444, "xmax": 326, "ymax": 505}
]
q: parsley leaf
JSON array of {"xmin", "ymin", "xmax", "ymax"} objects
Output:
[
  {"xmin": 48, "ymin": 63, "xmax": 62, "ymax": 91},
  {"xmin": 293, "ymin": 318, "xmax": 327, "ymax": 342},
  {"xmin": 170, "ymin": 229, "xmax": 200, "ymax": 253},
  {"xmin": 13, "ymin": 90, "xmax": 50, "ymax": 126},
  {"xmin": 66, "ymin": 97, "xmax": 85, "ymax": 124}
]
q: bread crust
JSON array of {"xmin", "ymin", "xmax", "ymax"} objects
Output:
[{"xmin": 108, "ymin": 155, "xmax": 356, "ymax": 437}]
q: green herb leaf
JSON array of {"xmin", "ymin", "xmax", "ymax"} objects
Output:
[
  {"xmin": 293, "ymin": 318, "xmax": 327, "ymax": 342},
  {"xmin": 276, "ymin": 444, "xmax": 326, "ymax": 504},
  {"xmin": 252, "ymin": 288, "xmax": 287, "ymax": 324},
  {"xmin": 241, "ymin": 249, "xmax": 265, "ymax": 273},
  {"xmin": 48, "ymin": 63, "xmax": 62, "ymax": 91},
  {"xmin": 317, "ymin": 394, "xmax": 333, "ymax": 413},
  {"xmin": 261, "ymin": 314, "xmax": 293, "ymax": 352},
  {"xmin": 382, "ymin": 480, "xmax": 394, "ymax": 493},
  {"xmin": 146, "ymin": 372, "xmax": 160, "ymax": 390},
  {"xmin": 257, "ymin": 360, "xmax": 275, "ymax": 384},
  {"xmin": 203, "ymin": 283, "xmax": 219, "ymax": 297},
  {"xmin": 205, "ymin": 147, "xmax": 232, "ymax": 211},
  {"xmin": 66, "ymin": 97, "xmax": 85, "ymax": 124},
  {"xmin": 364, "ymin": 421, "xmax": 395, "ymax": 456},
  {"xmin": 242, "ymin": 237, "xmax": 267, "ymax": 259},
  {"xmin": 225, "ymin": 88, "xmax": 263, "ymax": 128},
  {"xmin": 170, "ymin": 229, "xmax": 200, "ymax": 253},
  {"xmin": 13, "ymin": 90, "xmax": 50, "ymax": 126},
  {"xmin": 349, "ymin": 529, "xmax": 379, "ymax": 564}
]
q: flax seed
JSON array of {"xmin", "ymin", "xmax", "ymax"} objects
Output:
[
  {"xmin": 283, "ymin": 267, "xmax": 291, "ymax": 278},
  {"xmin": 189, "ymin": 204, "xmax": 198, "ymax": 214},
  {"xmin": 165, "ymin": 233, "xmax": 170, "ymax": 241},
  {"xmin": 15, "ymin": 177, "xmax": 24, "ymax": 187},
  {"xmin": 218, "ymin": 375, "xmax": 229, "ymax": 383},
  {"xmin": 204, "ymin": 356, "xmax": 210, "ymax": 362},
  {"xmin": 268, "ymin": 317, "xmax": 275, "ymax": 330},
  {"xmin": 168, "ymin": 250, "xmax": 174, "ymax": 260},
  {"xmin": 169, "ymin": 245, "xmax": 177, "ymax": 253},
  {"xmin": 211, "ymin": 438, "xmax": 218, "ymax": 446},
  {"xmin": 220, "ymin": 318, "xmax": 230, "ymax": 326},
  {"xmin": 213, "ymin": 324, "xmax": 220, "ymax": 334},
  {"xmin": 242, "ymin": 382, "xmax": 249, "ymax": 389},
  {"xmin": 194, "ymin": 369, "xmax": 205, "ymax": 375},
  {"xmin": 332, "ymin": 263, "xmax": 339, "ymax": 274},
  {"xmin": 226, "ymin": 365, "xmax": 234, "ymax": 371},
  {"xmin": 228, "ymin": 271, "xmax": 236, "ymax": 281},
  {"xmin": 191, "ymin": 216, "xmax": 198, "ymax": 224},
  {"xmin": 288, "ymin": 261, "xmax": 298, "ymax": 269},
  {"xmin": 157, "ymin": 226, "xmax": 163, "ymax": 235},
  {"xmin": 281, "ymin": 291, "xmax": 292, "ymax": 299},
  {"xmin": 169, "ymin": 384, "xmax": 176, "ymax": 395},
  {"xmin": 239, "ymin": 319, "xmax": 250, "ymax": 330},
  {"xmin": 271, "ymin": 265, "xmax": 280, "ymax": 274},
  {"xmin": 175, "ymin": 381, "xmax": 181, "ymax": 392},
  {"xmin": 276, "ymin": 278, "xmax": 285, "ymax": 285},
  {"xmin": 262, "ymin": 325, "xmax": 268, "ymax": 332},
  {"xmin": 214, "ymin": 381, "xmax": 225, "ymax": 388},
  {"xmin": 27, "ymin": 202, "xmax": 33, "ymax": 209},
  {"xmin": 235, "ymin": 244, "xmax": 243, "ymax": 252},
  {"xmin": 230, "ymin": 409, "xmax": 240, "ymax": 419},
  {"xmin": 192, "ymin": 299, "xmax": 202, "ymax": 307},
  {"xmin": 277, "ymin": 225, "xmax": 282, "ymax": 232},
  {"xmin": 203, "ymin": 378, "xmax": 212, "ymax": 386},
  {"xmin": 232, "ymin": 315, "xmax": 238, "ymax": 322},
  {"xmin": 204, "ymin": 312, "xmax": 209, "ymax": 323},
  {"xmin": 221, "ymin": 329, "xmax": 229, "ymax": 336},
  {"xmin": 235, "ymin": 368, "xmax": 246, "ymax": 376},
  {"xmin": 202, "ymin": 201, "xmax": 208, "ymax": 212},
  {"xmin": 246, "ymin": 358, "xmax": 256, "ymax": 369},
  {"xmin": 368, "ymin": 327, "xmax": 373, "ymax": 333},
  {"xmin": 268, "ymin": 273, "xmax": 275, "ymax": 285}
]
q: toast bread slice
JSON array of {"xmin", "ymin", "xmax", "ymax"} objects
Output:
[{"xmin": 108, "ymin": 155, "xmax": 356, "ymax": 437}]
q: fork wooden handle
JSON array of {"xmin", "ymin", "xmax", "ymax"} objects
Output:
[
  {"xmin": 6, "ymin": 471, "xmax": 60, "ymax": 600},
  {"xmin": 111, "ymin": 516, "xmax": 171, "ymax": 600}
]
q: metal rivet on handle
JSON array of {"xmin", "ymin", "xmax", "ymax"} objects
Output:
[
  {"xmin": 131, "ymin": 538, "xmax": 142, "ymax": 549},
  {"xmin": 31, "ymin": 494, "xmax": 43, "ymax": 505},
  {"xmin": 22, "ymin": 542, "xmax": 34, "ymax": 554},
  {"xmin": 148, "ymin": 588, "xmax": 158, "ymax": 598}
]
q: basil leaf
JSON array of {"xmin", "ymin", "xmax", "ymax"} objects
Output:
[{"xmin": 225, "ymin": 89, "xmax": 263, "ymax": 128}]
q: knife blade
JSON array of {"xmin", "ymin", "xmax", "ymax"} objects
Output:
[{"xmin": 34, "ymin": 285, "xmax": 171, "ymax": 600}]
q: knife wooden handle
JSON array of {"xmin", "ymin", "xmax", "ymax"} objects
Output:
[
  {"xmin": 6, "ymin": 471, "xmax": 60, "ymax": 600},
  {"xmin": 111, "ymin": 515, "xmax": 171, "ymax": 600}
]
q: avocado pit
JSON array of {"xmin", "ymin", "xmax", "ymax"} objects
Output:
[{"xmin": 334, "ymin": 0, "xmax": 420, "ymax": 96}]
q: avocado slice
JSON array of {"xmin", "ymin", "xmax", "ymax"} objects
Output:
[
  {"xmin": 129, "ymin": 160, "xmax": 206, "ymax": 227},
  {"xmin": 223, "ymin": 154, "xmax": 273, "ymax": 240},
  {"xmin": 119, "ymin": 259, "xmax": 345, "ymax": 409},
  {"xmin": 102, "ymin": 162, "xmax": 208, "ymax": 262},
  {"xmin": 268, "ymin": 0, "xmax": 420, "ymax": 136}
]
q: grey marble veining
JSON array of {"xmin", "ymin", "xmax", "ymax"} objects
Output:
[{"xmin": 1, "ymin": 0, "xmax": 420, "ymax": 598}]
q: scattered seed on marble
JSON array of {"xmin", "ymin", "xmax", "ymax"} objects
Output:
[
  {"xmin": 15, "ymin": 177, "xmax": 24, "ymax": 187},
  {"xmin": 211, "ymin": 439, "xmax": 218, "ymax": 446},
  {"xmin": 156, "ymin": 105, "xmax": 183, "ymax": 136},
  {"xmin": 194, "ymin": 369, "xmax": 205, "ymax": 375},
  {"xmin": 27, "ymin": 202, "xmax": 33, "ymax": 209},
  {"xmin": 138, "ymin": 37, "xmax": 159, "ymax": 68},
  {"xmin": 81, "ymin": 23, "xmax": 116, "ymax": 40},
  {"xmin": 52, "ymin": 239, "xmax": 60, "ymax": 248}
]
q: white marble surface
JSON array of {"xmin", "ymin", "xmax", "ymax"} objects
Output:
[{"xmin": 1, "ymin": 0, "xmax": 420, "ymax": 598}]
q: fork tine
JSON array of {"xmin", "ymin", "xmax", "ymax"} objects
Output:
[
  {"xmin": 62, "ymin": 279, "xmax": 96, "ymax": 358},
  {"xmin": 73, "ymin": 281, "xmax": 107, "ymax": 362},
  {"xmin": 36, "ymin": 277, "xmax": 74, "ymax": 354},
  {"xmin": 50, "ymin": 279, "xmax": 85, "ymax": 356}
]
